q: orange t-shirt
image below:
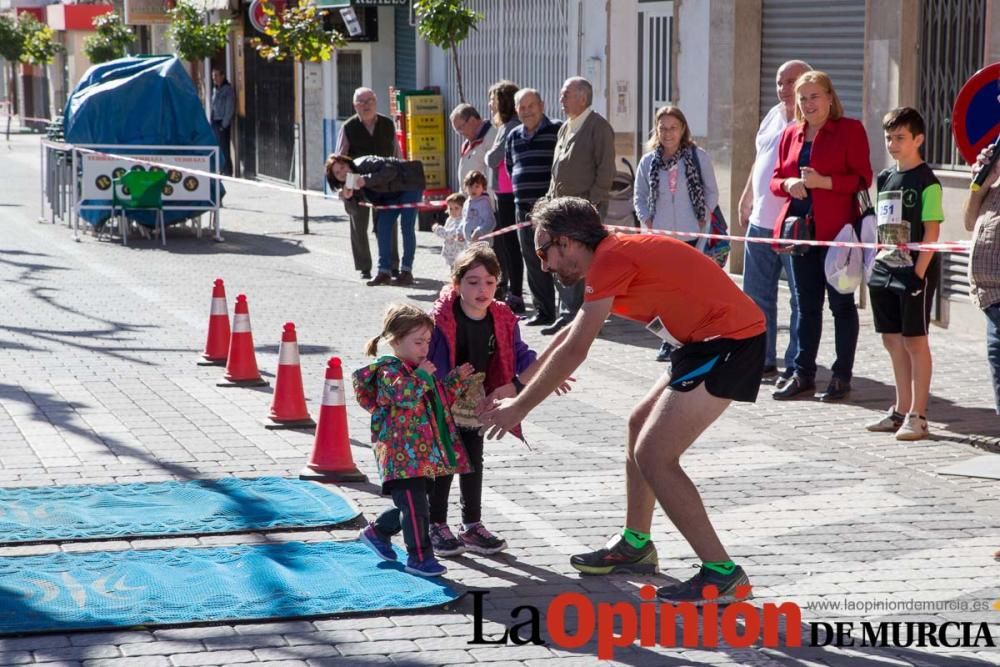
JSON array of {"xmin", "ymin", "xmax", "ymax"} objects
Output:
[{"xmin": 584, "ymin": 233, "xmax": 765, "ymax": 345}]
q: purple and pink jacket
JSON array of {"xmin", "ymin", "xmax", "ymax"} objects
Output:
[{"xmin": 428, "ymin": 287, "xmax": 537, "ymax": 437}]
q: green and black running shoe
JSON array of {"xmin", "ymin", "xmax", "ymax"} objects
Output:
[
  {"xmin": 656, "ymin": 565, "xmax": 751, "ymax": 606},
  {"xmin": 570, "ymin": 534, "xmax": 659, "ymax": 575}
]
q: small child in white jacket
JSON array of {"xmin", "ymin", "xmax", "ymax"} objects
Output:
[
  {"xmin": 458, "ymin": 171, "xmax": 496, "ymax": 243},
  {"xmin": 433, "ymin": 192, "xmax": 467, "ymax": 268}
]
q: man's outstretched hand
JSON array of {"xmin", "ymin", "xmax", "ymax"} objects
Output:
[{"xmin": 477, "ymin": 397, "xmax": 525, "ymax": 440}]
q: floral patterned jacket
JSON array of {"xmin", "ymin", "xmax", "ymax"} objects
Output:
[{"xmin": 353, "ymin": 356, "xmax": 472, "ymax": 484}]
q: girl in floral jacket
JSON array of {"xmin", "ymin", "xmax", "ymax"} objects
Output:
[{"xmin": 353, "ymin": 303, "xmax": 473, "ymax": 578}]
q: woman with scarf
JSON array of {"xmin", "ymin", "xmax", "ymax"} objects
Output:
[{"xmin": 634, "ymin": 105, "xmax": 720, "ymax": 362}]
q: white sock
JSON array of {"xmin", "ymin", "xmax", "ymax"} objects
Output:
[{"xmin": 462, "ymin": 522, "xmax": 481, "ymax": 532}]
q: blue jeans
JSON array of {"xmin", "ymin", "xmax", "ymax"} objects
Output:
[
  {"xmin": 371, "ymin": 190, "xmax": 420, "ymax": 274},
  {"xmin": 791, "ymin": 246, "xmax": 859, "ymax": 380},
  {"xmin": 743, "ymin": 224, "xmax": 799, "ymax": 369},
  {"xmin": 984, "ymin": 303, "xmax": 1000, "ymax": 414}
]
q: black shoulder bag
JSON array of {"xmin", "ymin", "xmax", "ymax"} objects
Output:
[{"xmin": 777, "ymin": 205, "xmax": 814, "ymax": 256}]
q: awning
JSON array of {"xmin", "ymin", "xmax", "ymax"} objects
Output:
[{"xmin": 311, "ymin": 0, "xmax": 352, "ymax": 8}]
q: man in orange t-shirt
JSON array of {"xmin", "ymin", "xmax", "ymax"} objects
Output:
[{"xmin": 480, "ymin": 197, "xmax": 765, "ymax": 605}]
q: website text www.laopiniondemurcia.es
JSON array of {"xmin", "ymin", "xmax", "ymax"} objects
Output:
[{"xmin": 467, "ymin": 588, "xmax": 998, "ymax": 660}]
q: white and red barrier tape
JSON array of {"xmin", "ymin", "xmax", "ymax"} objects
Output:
[
  {"xmin": 3, "ymin": 112, "xmax": 55, "ymax": 125},
  {"xmin": 357, "ymin": 200, "xmax": 446, "ymax": 211},
  {"xmin": 476, "ymin": 220, "xmax": 971, "ymax": 254},
  {"xmin": 37, "ymin": 140, "xmax": 975, "ymax": 252}
]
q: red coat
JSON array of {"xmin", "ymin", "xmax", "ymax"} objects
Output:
[{"xmin": 769, "ymin": 116, "xmax": 873, "ymax": 242}]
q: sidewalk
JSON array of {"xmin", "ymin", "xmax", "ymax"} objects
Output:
[{"xmin": 0, "ymin": 133, "xmax": 998, "ymax": 666}]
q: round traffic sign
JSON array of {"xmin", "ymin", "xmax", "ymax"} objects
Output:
[
  {"xmin": 952, "ymin": 62, "xmax": 1000, "ymax": 165},
  {"xmin": 249, "ymin": 0, "xmax": 285, "ymax": 34}
]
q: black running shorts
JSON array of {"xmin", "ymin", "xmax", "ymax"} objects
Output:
[
  {"xmin": 668, "ymin": 333, "xmax": 766, "ymax": 403},
  {"xmin": 869, "ymin": 269, "xmax": 938, "ymax": 337}
]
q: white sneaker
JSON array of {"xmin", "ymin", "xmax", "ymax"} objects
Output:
[
  {"xmin": 895, "ymin": 413, "xmax": 929, "ymax": 441},
  {"xmin": 865, "ymin": 407, "xmax": 904, "ymax": 432}
]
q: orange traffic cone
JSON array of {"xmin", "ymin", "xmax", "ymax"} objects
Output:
[
  {"xmin": 217, "ymin": 294, "xmax": 269, "ymax": 387},
  {"xmin": 300, "ymin": 357, "xmax": 366, "ymax": 482},
  {"xmin": 198, "ymin": 278, "xmax": 230, "ymax": 366},
  {"xmin": 265, "ymin": 322, "xmax": 316, "ymax": 430}
]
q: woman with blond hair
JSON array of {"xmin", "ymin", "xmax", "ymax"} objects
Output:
[
  {"xmin": 633, "ymin": 105, "xmax": 720, "ymax": 361},
  {"xmin": 770, "ymin": 71, "xmax": 872, "ymax": 401}
]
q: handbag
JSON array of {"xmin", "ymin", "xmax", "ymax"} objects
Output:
[
  {"xmin": 690, "ymin": 151, "xmax": 730, "ymax": 266},
  {"xmin": 868, "ymin": 261, "xmax": 913, "ymax": 296},
  {"xmin": 777, "ymin": 208, "xmax": 815, "ymax": 256},
  {"xmin": 704, "ymin": 206, "xmax": 730, "ymax": 266}
]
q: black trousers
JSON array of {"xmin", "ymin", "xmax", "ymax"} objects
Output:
[
  {"xmin": 428, "ymin": 428, "xmax": 484, "ymax": 526},
  {"xmin": 518, "ymin": 208, "xmax": 557, "ymax": 322},
  {"xmin": 373, "ymin": 477, "xmax": 431, "ymax": 559},
  {"xmin": 494, "ymin": 193, "xmax": 523, "ymax": 298},
  {"xmin": 791, "ymin": 246, "xmax": 859, "ymax": 380},
  {"xmin": 212, "ymin": 121, "xmax": 233, "ymax": 176},
  {"xmin": 344, "ymin": 198, "xmax": 398, "ymax": 274}
]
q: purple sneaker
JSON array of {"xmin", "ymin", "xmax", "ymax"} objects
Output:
[
  {"xmin": 430, "ymin": 522, "xmax": 466, "ymax": 557},
  {"xmin": 359, "ymin": 524, "xmax": 397, "ymax": 562},
  {"xmin": 404, "ymin": 554, "xmax": 448, "ymax": 577},
  {"xmin": 459, "ymin": 522, "xmax": 507, "ymax": 555}
]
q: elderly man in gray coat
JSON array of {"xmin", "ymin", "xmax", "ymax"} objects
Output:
[{"xmin": 542, "ymin": 76, "xmax": 616, "ymax": 335}]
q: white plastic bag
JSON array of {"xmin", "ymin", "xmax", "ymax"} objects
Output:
[
  {"xmin": 858, "ymin": 210, "xmax": 878, "ymax": 281},
  {"xmin": 825, "ymin": 224, "xmax": 863, "ymax": 294}
]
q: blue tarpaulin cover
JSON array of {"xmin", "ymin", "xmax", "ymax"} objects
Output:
[
  {"xmin": 64, "ymin": 55, "xmax": 219, "ymax": 226},
  {"xmin": 65, "ymin": 55, "xmax": 215, "ymax": 151}
]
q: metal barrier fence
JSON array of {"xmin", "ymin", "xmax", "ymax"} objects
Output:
[{"xmin": 40, "ymin": 140, "xmax": 77, "ymax": 234}]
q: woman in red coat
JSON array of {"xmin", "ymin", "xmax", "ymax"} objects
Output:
[{"xmin": 770, "ymin": 71, "xmax": 873, "ymax": 401}]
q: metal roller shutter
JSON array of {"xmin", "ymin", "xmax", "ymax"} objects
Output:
[
  {"xmin": 759, "ymin": 0, "xmax": 866, "ymax": 121},
  {"xmin": 941, "ymin": 252, "xmax": 972, "ymax": 302},
  {"xmin": 394, "ymin": 5, "xmax": 417, "ymax": 91},
  {"xmin": 441, "ymin": 0, "xmax": 571, "ymax": 190}
]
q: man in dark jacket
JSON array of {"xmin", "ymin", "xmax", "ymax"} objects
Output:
[
  {"xmin": 506, "ymin": 89, "xmax": 562, "ymax": 327},
  {"xmin": 335, "ymin": 87, "xmax": 400, "ymax": 280},
  {"xmin": 210, "ymin": 69, "xmax": 235, "ymax": 176}
]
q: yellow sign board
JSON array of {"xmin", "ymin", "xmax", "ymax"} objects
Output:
[
  {"xmin": 405, "ymin": 93, "xmax": 446, "ymax": 189},
  {"xmin": 406, "ymin": 95, "xmax": 444, "ymax": 115}
]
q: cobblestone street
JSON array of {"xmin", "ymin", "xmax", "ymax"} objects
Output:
[{"xmin": 1, "ymin": 133, "xmax": 998, "ymax": 666}]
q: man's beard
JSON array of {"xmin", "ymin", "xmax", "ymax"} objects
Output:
[{"xmin": 554, "ymin": 271, "xmax": 581, "ymax": 287}]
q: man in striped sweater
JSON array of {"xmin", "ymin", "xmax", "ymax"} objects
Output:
[{"xmin": 505, "ymin": 89, "xmax": 563, "ymax": 326}]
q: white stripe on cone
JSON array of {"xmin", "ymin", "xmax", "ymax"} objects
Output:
[
  {"xmin": 210, "ymin": 297, "xmax": 227, "ymax": 316},
  {"xmin": 321, "ymin": 380, "xmax": 346, "ymax": 407},
  {"xmin": 278, "ymin": 341, "xmax": 300, "ymax": 366},
  {"xmin": 233, "ymin": 314, "xmax": 251, "ymax": 333}
]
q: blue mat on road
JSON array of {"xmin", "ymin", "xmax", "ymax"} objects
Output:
[
  {"xmin": 0, "ymin": 541, "xmax": 460, "ymax": 635},
  {"xmin": 0, "ymin": 478, "xmax": 361, "ymax": 545}
]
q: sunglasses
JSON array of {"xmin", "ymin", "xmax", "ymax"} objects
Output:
[{"xmin": 535, "ymin": 238, "xmax": 559, "ymax": 262}]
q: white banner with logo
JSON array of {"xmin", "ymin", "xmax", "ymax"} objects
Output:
[{"xmin": 78, "ymin": 145, "xmax": 219, "ymax": 211}]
